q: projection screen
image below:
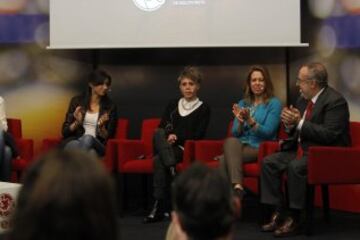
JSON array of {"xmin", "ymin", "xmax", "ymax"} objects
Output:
[{"xmin": 49, "ymin": 0, "xmax": 307, "ymax": 49}]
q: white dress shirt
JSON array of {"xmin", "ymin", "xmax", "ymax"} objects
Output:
[{"xmin": 0, "ymin": 96, "xmax": 8, "ymax": 131}]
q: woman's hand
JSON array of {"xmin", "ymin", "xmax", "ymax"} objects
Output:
[
  {"xmin": 70, "ymin": 106, "xmax": 83, "ymax": 131},
  {"xmin": 98, "ymin": 112, "xmax": 110, "ymax": 128},
  {"xmin": 167, "ymin": 134, "xmax": 177, "ymax": 144},
  {"xmin": 232, "ymin": 104, "xmax": 245, "ymax": 123},
  {"xmin": 73, "ymin": 106, "xmax": 83, "ymax": 123}
]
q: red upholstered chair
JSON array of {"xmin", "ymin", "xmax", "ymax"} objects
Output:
[
  {"xmin": 305, "ymin": 121, "xmax": 360, "ymax": 234},
  {"xmin": 195, "ymin": 122, "xmax": 286, "ymax": 194},
  {"xmin": 116, "ymin": 118, "xmax": 195, "ymax": 210},
  {"xmin": 41, "ymin": 118, "xmax": 129, "ymax": 172},
  {"xmin": 117, "ymin": 118, "xmax": 195, "ymax": 174},
  {"xmin": 7, "ymin": 118, "xmax": 34, "ymax": 181},
  {"xmin": 193, "ymin": 121, "xmax": 232, "ymax": 178},
  {"xmin": 116, "ymin": 118, "xmax": 161, "ymax": 174},
  {"xmin": 257, "ymin": 122, "xmax": 360, "ymax": 235}
]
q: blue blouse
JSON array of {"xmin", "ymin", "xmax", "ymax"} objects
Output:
[{"xmin": 231, "ymin": 97, "xmax": 282, "ymax": 148}]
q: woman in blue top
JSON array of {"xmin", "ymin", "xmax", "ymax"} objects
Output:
[{"xmin": 220, "ymin": 65, "xmax": 281, "ymax": 199}]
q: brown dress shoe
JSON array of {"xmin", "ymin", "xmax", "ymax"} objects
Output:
[
  {"xmin": 261, "ymin": 211, "xmax": 281, "ymax": 232},
  {"xmin": 273, "ymin": 216, "xmax": 300, "ymax": 237}
]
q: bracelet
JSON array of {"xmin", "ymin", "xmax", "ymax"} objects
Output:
[{"xmin": 249, "ymin": 121, "xmax": 256, "ymax": 128}]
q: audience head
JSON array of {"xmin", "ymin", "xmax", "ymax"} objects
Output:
[
  {"xmin": 177, "ymin": 66, "xmax": 202, "ymax": 101},
  {"xmin": 244, "ymin": 65, "xmax": 274, "ymax": 103},
  {"xmin": 10, "ymin": 149, "xmax": 118, "ymax": 240},
  {"xmin": 171, "ymin": 162, "xmax": 235, "ymax": 240},
  {"xmin": 297, "ymin": 62, "xmax": 328, "ymax": 100}
]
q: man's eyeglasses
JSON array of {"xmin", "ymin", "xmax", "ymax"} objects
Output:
[{"xmin": 296, "ymin": 77, "xmax": 313, "ymax": 85}]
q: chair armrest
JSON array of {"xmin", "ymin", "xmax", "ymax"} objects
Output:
[
  {"xmin": 104, "ymin": 139, "xmax": 119, "ymax": 172},
  {"xmin": 117, "ymin": 140, "xmax": 145, "ymax": 170},
  {"xmin": 194, "ymin": 140, "xmax": 224, "ymax": 163},
  {"xmin": 181, "ymin": 140, "xmax": 195, "ymax": 168},
  {"xmin": 14, "ymin": 138, "xmax": 34, "ymax": 162},
  {"xmin": 42, "ymin": 138, "xmax": 62, "ymax": 152},
  {"xmin": 308, "ymin": 146, "xmax": 360, "ymax": 184},
  {"xmin": 257, "ymin": 141, "xmax": 280, "ymax": 164}
]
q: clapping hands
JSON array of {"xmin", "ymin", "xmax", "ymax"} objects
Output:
[
  {"xmin": 281, "ymin": 105, "xmax": 301, "ymax": 126},
  {"xmin": 232, "ymin": 104, "xmax": 250, "ymax": 123},
  {"xmin": 73, "ymin": 106, "xmax": 84, "ymax": 123},
  {"xmin": 98, "ymin": 112, "xmax": 110, "ymax": 127}
]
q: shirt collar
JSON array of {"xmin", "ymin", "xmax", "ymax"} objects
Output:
[{"xmin": 311, "ymin": 87, "xmax": 325, "ymax": 104}]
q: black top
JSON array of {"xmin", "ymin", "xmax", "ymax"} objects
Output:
[
  {"xmin": 159, "ymin": 98, "xmax": 211, "ymax": 146},
  {"xmin": 61, "ymin": 95, "xmax": 118, "ymax": 145}
]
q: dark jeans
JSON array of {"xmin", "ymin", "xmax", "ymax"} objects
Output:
[
  {"xmin": 65, "ymin": 134, "xmax": 105, "ymax": 156},
  {"xmin": 152, "ymin": 128, "xmax": 183, "ymax": 200},
  {"xmin": 0, "ymin": 130, "xmax": 13, "ymax": 181}
]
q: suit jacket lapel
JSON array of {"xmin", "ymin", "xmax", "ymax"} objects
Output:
[{"xmin": 309, "ymin": 87, "xmax": 328, "ymax": 121}]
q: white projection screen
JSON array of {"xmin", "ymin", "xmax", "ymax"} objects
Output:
[{"xmin": 49, "ymin": 0, "xmax": 307, "ymax": 49}]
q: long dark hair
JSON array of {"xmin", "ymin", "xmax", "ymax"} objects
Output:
[
  {"xmin": 83, "ymin": 69, "xmax": 112, "ymax": 111},
  {"xmin": 10, "ymin": 149, "xmax": 118, "ymax": 240},
  {"xmin": 243, "ymin": 65, "xmax": 274, "ymax": 105}
]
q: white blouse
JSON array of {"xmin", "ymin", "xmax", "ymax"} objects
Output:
[
  {"xmin": 178, "ymin": 97, "xmax": 203, "ymax": 117},
  {"xmin": 0, "ymin": 96, "xmax": 8, "ymax": 131},
  {"xmin": 83, "ymin": 111, "xmax": 99, "ymax": 137}
]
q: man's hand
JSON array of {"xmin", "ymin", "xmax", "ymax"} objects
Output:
[{"xmin": 281, "ymin": 105, "xmax": 301, "ymax": 126}]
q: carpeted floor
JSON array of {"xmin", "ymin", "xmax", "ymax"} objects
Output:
[{"xmin": 119, "ymin": 198, "xmax": 360, "ymax": 240}]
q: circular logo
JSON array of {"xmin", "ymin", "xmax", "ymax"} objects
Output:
[
  {"xmin": 0, "ymin": 193, "xmax": 15, "ymax": 217},
  {"xmin": 132, "ymin": 0, "xmax": 166, "ymax": 12}
]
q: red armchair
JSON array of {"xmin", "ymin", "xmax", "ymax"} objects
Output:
[
  {"xmin": 194, "ymin": 122, "xmax": 286, "ymax": 194},
  {"xmin": 117, "ymin": 118, "xmax": 195, "ymax": 174},
  {"xmin": 7, "ymin": 118, "xmax": 34, "ymax": 181},
  {"xmin": 257, "ymin": 122, "xmax": 360, "ymax": 235},
  {"xmin": 41, "ymin": 118, "xmax": 129, "ymax": 172},
  {"xmin": 305, "ymin": 122, "xmax": 360, "ymax": 234},
  {"xmin": 116, "ymin": 118, "xmax": 195, "ymax": 211}
]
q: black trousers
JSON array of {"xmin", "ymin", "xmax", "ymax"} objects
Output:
[
  {"xmin": 260, "ymin": 151, "xmax": 308, "ymax": 210},
  {"xmin": 152, "ymin": 128, "xmax": 183, "ymax": 200}
]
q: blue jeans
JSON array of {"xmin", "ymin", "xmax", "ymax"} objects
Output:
[
  {"xmin": 0, "ymin": 130, "xmax": 13, "ymax": 181},
  {"xmin": 65, "ymin": 135, "xmax": 105, "ymax": 156}
]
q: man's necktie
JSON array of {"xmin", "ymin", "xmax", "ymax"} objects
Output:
[{"xmin": 305, "ymin": 101, "xmax": 314, "ymax": 120}]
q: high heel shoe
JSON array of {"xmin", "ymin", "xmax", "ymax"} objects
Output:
[{"xmin": 143, "ymin": 200, "xmax": 165, "ymax": 224}]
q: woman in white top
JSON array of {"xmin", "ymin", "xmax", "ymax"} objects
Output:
[
  {"xmin": 0, "ymin": 96, "xmax": 18, "ymax": 181},
  {"xmin": 61, "ymin": 69, "xmax": 117, "ymax": 156}
]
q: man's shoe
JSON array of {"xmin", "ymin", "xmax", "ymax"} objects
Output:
[
  {"xmin": 143, "ymin": 200, "xmax": 164, "ymax": 224},
  {"xmin": 273, "ymin": 216, "xmax": 300, "ymax": 237},
  {"xmin": 261, "ymin": 211, "xmax": 282, "ymax": 232}
]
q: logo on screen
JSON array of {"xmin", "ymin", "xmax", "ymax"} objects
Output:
[{"xmin": 132, "ymin": 0, "xmax": 166, "ymax": 12}]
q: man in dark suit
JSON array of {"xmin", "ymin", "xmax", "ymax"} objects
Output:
[{"xmin": 260, "ymin": 62, "xmax": 350, "ymax": 237}]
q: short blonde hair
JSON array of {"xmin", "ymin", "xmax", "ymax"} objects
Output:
[{"xmin": 177, "ymin": 66, "xmax": 203, "ymax": 85}]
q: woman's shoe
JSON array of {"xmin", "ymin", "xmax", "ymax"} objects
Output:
[
  {"xmin": 233, "ymin": 188, "xmax": 245, "ymax": 218},
  {"xmin": 143, "ymin": 200, "xmax": 164, "ymax": 224}
]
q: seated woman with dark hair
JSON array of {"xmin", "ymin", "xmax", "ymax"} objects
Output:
[
  {"xmin": 143, "ymin": 66, "xmax": 211, "ymax": 224},
  {"xmin": 61, "ymin": 69, "xmax": 117, "ymax": 156},
  {"xmin": 0, "ymin": 96, "xmax": 19, "ymax": 181},
  {"xmin": 9, "ymin": 149, "xmax": 118, "ymax": 240}
]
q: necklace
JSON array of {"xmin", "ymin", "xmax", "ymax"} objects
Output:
[{"xmin": 181, "ymin": 98, "xmax": 199, "ymax": 111}]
